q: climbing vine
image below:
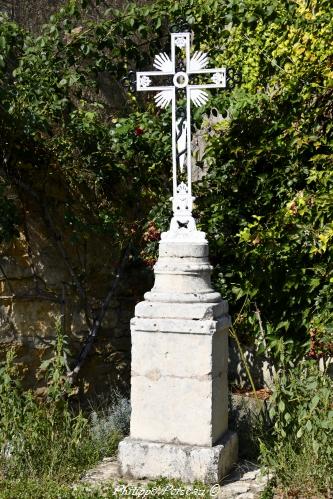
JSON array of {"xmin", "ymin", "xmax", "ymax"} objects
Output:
[{"xmin": 0, "ymin": 0, "xmax": 332, "ymax": 369}]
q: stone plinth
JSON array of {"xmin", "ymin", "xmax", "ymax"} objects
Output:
[{"xmin": 118, "ymin": 233, "xmax": 238, "ymax": 483}]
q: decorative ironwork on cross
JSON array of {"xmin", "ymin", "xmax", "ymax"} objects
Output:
[{"xmin": 135, "ymin": 27, "xmax": 238, "ymax": 240}]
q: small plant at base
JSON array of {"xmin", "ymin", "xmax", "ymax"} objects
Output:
[
  {"xmin": 260, "ymin": 358, "xmax": 333, "ymax": 498},
  {"xmin": 39, "ymin": 316, "xmax": 74, "ymax": 403},
  {"xmin": 90, "ymin": 390, "xmax": 131, "ymax": 456},
  {"xmin": 0, "ymin": 318, "xmax": 112, "ymax": 483}
]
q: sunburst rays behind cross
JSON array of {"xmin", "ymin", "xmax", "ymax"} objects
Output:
[{"xmin": 136, "ymin": 29, "xmax": 226, "ymax": 236}]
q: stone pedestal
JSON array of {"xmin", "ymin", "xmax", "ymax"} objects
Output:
[{"xmin": 118, "ymin": 232, "xmax": 238, "ymax": 483}]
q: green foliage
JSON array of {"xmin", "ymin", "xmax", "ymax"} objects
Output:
[
  {"xmin": 39, "ymin": 317, "xmax": 74, "ymax": 402},
  {"xmin": 193, "ymin": 0, "xmax": 333, "ymax": 355},
  {"xmin": 0, "ymin": 321, "xmax": 120, "ymax": 483},
  {"xmin": 90, "ymin": 391, "xmax": 131, "ymax": 456},
  {"xmin": 260, "ymin": 360, "xmax": 333, "ymax": 497},
  {"xmin": 0, "ymin": 478, "xmax": 210, "ymax": 499},
  {"xmin": 0, "ymin": 479, "xmax": 90, "ymax": 499},
  {"xmin": 0, "ymin": 1, "xmax": 173, "ymax": 278},
  {"xmin": 0, "ymin": 0, "xmax": 332, "ymax": 357},
  {"xmin": 0, "ymin": 479, "xmax": 113, "ymax": 499},
  {"xmin": 2, "ymin": 2, "xmax": 332, "ymax": 495}
]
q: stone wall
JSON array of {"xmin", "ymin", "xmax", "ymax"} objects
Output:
[
  {"xmin": 0, "ymin": 0, "xmax": 154, "ymax": 396},
  {"xmin": 0, "ymin": 208, "xmax": 153, "ymax": 395}
]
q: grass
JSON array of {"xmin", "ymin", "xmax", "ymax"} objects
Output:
[
  {"xmin": 261, "ymin": 436, "xmax": 333, "ymax": 499},
  {"xmin": 0, "ymin": 478, "xmax": 211, "ymax": 499},
  {"xmin": 0, "ymin": 333, "xmax": 211, "ymax": 499},
  {"xmin": 1, "ymin": 326, "xmax": 331, "ymax": 498},
  {"xmin": 0, "ymin": 331, "xmax": 128, "ymax": 497},
  {"xmin": 0, "ymin": 479, "xmax": 98, "ymax": 499},
  {"xmin": 230, "ymin": 318, "xmax": 333, "ymax": 499},
  {"xmin": 259, "ymin": 361, "xmax": 333, "ymax": 499}
]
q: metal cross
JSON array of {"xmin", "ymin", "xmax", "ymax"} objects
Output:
[{"xmin": 136, "ymin": 29, "xmax": 227, "ymax": 239}]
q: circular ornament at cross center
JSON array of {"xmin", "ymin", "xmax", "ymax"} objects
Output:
[{"xmin": 173, "ymin": 71, "xmax": 188, "ymax": 88}]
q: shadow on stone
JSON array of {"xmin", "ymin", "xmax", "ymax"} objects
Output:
[{"xmin": 229, "ymin": 393, "xmax": 268, "ymax": 461}]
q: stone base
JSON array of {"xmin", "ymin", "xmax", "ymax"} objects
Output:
[{"xmin": 118, "ymin": 431, "xmax": 238, "ymax": 484}]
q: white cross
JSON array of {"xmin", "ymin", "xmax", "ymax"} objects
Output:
[{"xmin": 136, "ymin": 30, "xmax": 226, "ymax": 239}]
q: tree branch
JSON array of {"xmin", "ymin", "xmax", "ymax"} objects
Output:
[
  {"xmin": 13, "ymin": 178, "xmax": 94, "ymax": 330},
  {"xmin": 0, "ymin": 260, "xmax": 15, "ymax": 295},
  {"xmin": 67, "ymin": 238, "xmax": 133, "ymax": 383},
  {"xmin": 11, "ymin": 177, "xmax": 136, "ymax": 382}
]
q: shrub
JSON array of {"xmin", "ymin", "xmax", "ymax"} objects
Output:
[
  {"xmin": 90, "ymin": 390, "xmax": 131, "ymax": 456},
  {"xmin": 260, "ymin": 360, "xmax": 333, "ymax": 498},
  {"xmin": 1, "ymin": 0, "xmax": 331, "ymax": 356},
  {"xmin": 0, "ymin": 324, "xmax": 121, "ymax": 483}
]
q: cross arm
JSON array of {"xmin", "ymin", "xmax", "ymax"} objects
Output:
[
  {"xmin": 188, "ymin": 68, "xmax": 227, "ymax": 89},
  {"xmin": 136, "ymin": 72, "xmax": 174, "ymax": 92}
]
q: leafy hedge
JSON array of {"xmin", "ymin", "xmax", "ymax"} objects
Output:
[
  {"xmin": 261, "ymin": 359, "xmax": 333, "ymax": 497},
  {"xmin": 0, "ymin": 0, "xmax": 332, "ymax": 358},
  {"xmin": 194, "ymin": 0, "xmax": 333, "ymax": 358}
]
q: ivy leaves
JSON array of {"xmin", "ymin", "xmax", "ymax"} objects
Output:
[
  {"xmin": 0, "ymin": 0, "xmax": 332, "ymax": 356},
  {"xmin": 192, "ymin": 0, "xmax": 332, "ymax": 355}
]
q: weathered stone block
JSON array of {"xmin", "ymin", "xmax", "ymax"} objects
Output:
[
  {"xmin": 118, "ymin": 432, "xmax": 238, "ymax": 484},
  {"xmin": 130, "ymin": 327, "xmax": 229, "ymax": 446},
  {"xmin": 118, "ymin": 236, "xmax": 238, "ymax": 482}
]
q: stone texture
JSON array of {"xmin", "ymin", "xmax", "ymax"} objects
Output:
[
  {"xmin": 118, "ymin": 234, "xmax": 238, "ymax": 483},
  {"xmin": 130, "ymin": 372, "xmax": 228, "ymax": 446},
  {"xmin": 219, "ymin": 462, "xmax": 269, "ymax": 498},
  {"xmin": 145, "ymin": 240, "xmax": 221, "ymax": 303},
  {"xmin": 135, "ymin": 300, "xmax": 228, "ymax": 319},
  {"xmin": 228, "ymin": 393, "xmax": 267, "ymax": 460},
  {"xmin": 118, "ymin": 433, "xmax": 238, "ymax": 484},
  {"xmin": 82, "ymin": 457, "xmax": 268, "ymax": 499},
  {"xmin": 0, "ymin": 218, "xmax": 152, "ymax": 392},
  {"xmin": 129, "ymin": 324, "xmax": 229, "ymax": 446},
  {"xmin": 229, "ymin": 339, "xmax": 276, "ymax": 389}
]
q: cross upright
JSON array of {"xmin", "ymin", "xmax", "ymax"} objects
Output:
[{"xmin": 136, "ymin": 26, "xmax": 227, "ymax": 239}]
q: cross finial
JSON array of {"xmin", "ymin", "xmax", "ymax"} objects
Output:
[{"xmin": 136, "ymin": 28, "xmax": 228, "ymax": 242}]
